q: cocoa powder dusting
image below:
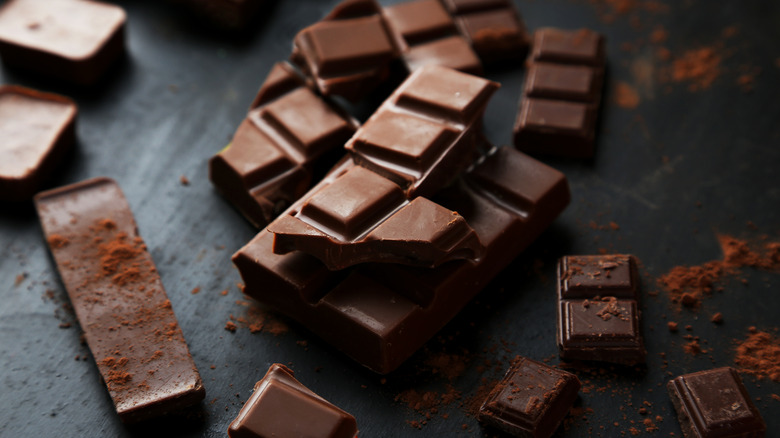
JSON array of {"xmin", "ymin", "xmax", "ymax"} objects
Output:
[
  {"xmin": 670, "ymin": 47, "xmax": 721, "ymax": 91},
  {"xmin": 734, "ymin": 329, "xmax": 780, "ymax": 381},
  {"xmin": 614, "ymin": 82, "xmax": 640, "ymax": 108}
]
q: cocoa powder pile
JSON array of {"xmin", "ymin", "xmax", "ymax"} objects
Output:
[{"xmin": 735, "ymin": 328, "xmax": 780, "ymax": 382}]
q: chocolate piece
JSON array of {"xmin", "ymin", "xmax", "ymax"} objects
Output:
[
  {"xmin": 0, "ymin": 85, "xmax": 76, "ymax": 201},
  {"xmin": 269, "ymin": 166, "xmax": 484, "ymax": 269},
  {"xmin": 209, "ymin": 62, "xmax": 358, "ymax": 228},
  {"xmin": 291, "ymin": 0, "xmax": 399, "ymax": 102},
  {"xmin": 383, "ymin": 0, "xmax": 482, "ymax": 74},
  {"xmin": 345, "ymin": 65, "xmax": 499, "ymax": 197},
  {"xmin": 557, "ymin": 255, "xmax": 646, "ymax": 365},
  {"xmin": 234, "ymin": 146, "xmax": 570, "ymax": 373},
  {"xmin": 524, "ymin": 62, "xmax": 603, "ymax": 103},
  {"xmin": 0, "ymin": 0, "xmax": 126, "ymax": 85},
  {"xmin": 228, "ymin": 364, "xmax": 357, "ymax": 438},
  {"xmin": 530, "ymin": 28, "xmax": 606, "ymax": 67},
  {"xmin": 514, "ymin": 98, "xmax": 597, "ymax": 158},
  {"xmin": 478, "ymin": 356, "xmax": 581, "ymax": 438},
  {"xmin": 35, "ymin": 178, "xmax": 205, "ymax": 423},
  {"xmin": 667, "ymin": 367, "xmax": 766, "ymax": 438}
]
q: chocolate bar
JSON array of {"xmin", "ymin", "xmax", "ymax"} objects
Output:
[
  {"xmin": 291, "ymin": 0, "xmax": 400, "ymax": 102},
  {"xmin": 234, "ymin": 146, "xmax": 570, "ymax": 373},
  {"xmin": 514, "ymin": 28, "xmax": 606, "ymax": 158},
  {"xmin": 209, "ymin": 62, "xmax": 358, "ymax": 228},
  {"xmin": 229, "ymin": 364, "xmax": 358, "ymax": 438},
  {"xmin": 667, "ymin": 367, "xmax": 766, "ymax": 438},
  {"xmin": 345, "ymin": 65, "xmax": 499, "ymax": 198},
  {"xmin": 0, "ymin": 0, "xmax": 126, "ymax": 85},
  {"xmin": 383, "ymin": 0, "xmax": 482, "ymax": 74},
  {"xmin": 35, "ymin": 178, "xmax": 205, "ymax": 422},
  {"xmin": 0, "ymin": 85, "xmax": 77, "ymax": 201},
  {"xmin": 478, "ymin": 356, "xmax": 581, "ymax": 438},
  {"xmin": 440, "ymin": 0, "xmax": 530, "ymax": 65},
  {"xmin": 557, "ymin": 255, "xmax": 646, "ymax": 365}
]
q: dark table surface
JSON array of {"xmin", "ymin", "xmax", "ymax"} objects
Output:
[{"xmin": 2, "ymin": 0, "xmax": 779, "ymax": 436}]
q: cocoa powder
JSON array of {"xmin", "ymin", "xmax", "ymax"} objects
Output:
[{"xmin": 734, "ymin": 328, "xmax": 780, "ymax": 381}]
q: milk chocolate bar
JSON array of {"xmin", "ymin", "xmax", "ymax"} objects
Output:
[
  {"xmin": 0, "ymin": 0, "xmax": 126, "ymax": 85},
  {"xmin": 514, "ymin": 28, "xmax": 605, "ymax": 158},
  {"xmin": 209, "ymin": 62, "xmax": 358, "ymax": 228},
  {"xmin": 478, "ymin": 356, "xmax": 581, "ymax": 438},
  {"xmin": 383, "ymin": 0, "xmax": 482, "ymax": 74},
  {"xmin": 345, "ymin": 65, "xmax": 499, "ymax": 198},
  {"xmin": 667, "ymin": 367, "xmax": 766, "ymax": 438},
  {"xmin": 557, "ymin": 254, "xmax": 646, "ymax": 365},
  {"xmin": 291, "ymin": 0, "xmax": 400, "ymax": 102},
  {"xmin": 229, "ymin": 364, "xmax": 358, "ymax": 438},
  {"xmin": 234, "ymin": 146, "xmax": 570, "ymax": 373},
  {"xmin": 35, "ymin": 178, "xmax": 205, "ymax": 422},
  {"xmin": 0, "ymin": 85, "xmax": 77, "ymax": 201}
]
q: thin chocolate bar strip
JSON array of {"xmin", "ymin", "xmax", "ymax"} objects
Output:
[
  {"xmin": 234, "ymin": 146, "xmax": 570, "ymax": 373},
  {"xmin": 383, "ymin": 0, "xmax": 482, "ymax": 75},
  {"xmin": 209, "ymin": 62, "xmax": 358, "ymax": 228},
  {"xmin": 478, "ymin": 356, "xmax": 581, "ymax": 438},
  {"xmin": 0, "ymin": 0, "xmax": 126, "ymax": 85},
  {"xmin": 35, "ymin": 178, "xmax": 205, "ymax": 423},
  {"xmin": 556, "ymin": 255, "xmax": 646, "ymax": 365},
  {"xmin": 440, "ymin": 0, "xmax": 530, "ymax": 65},
  {"xmin": 514, "ymin": 28, "xmax": 606, "ymax": 158},
  {"xmin": 667, "ymin": 367, "xmax": 766, "ymax": 438},
  {"xmin": 290, "ymin": 0, "xmax": 400, "ymax": 102},
  {"xmin": 0, "ymin": 85, "xmax": 77, "ymax": 201},
  {"xmin": 228, "ymin": 364, "xmax": 358, "ymax": 438},
  {"xmin": 345, "ymin": 65, "xmax": 499, "ymax": 198},
  {"xmin": 269, "ymin": 165, "xmax": 484, "ymax": 270}
]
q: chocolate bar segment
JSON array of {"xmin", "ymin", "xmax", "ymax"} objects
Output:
[
  {"xmin": 234, "ymin": 147, "xmax": 570, "ymax": 373},
  {"xmin": 35, "ymin": 178, "xmax": 205, "ymax": 423},
  {"xmin": 667, "ymin": 367, "xmax": 766, "ymax": 438},
  {"xmin": 0, "ymin": 0, "xmax": 126, "ymax": 85},
  {"xmin": 346, "ymin": 65, "xmax": 499, "ymax": 197},
  {"xmin": 478, "ymin": 356, "xmax": 581, "ymax": 438},
  {"xmin": 515, "ymin": 98, "xmax": 597, "ymax": 158},
  {"xmin": 228, "ymin": 364, "xmax": 357, "ymax": 438},
  {"xmin": 557, "ymin": 255, "xmax": 646, "ymax": 365},
  {"xmin": 531, "ymin": 28, "xmax": 605, "ymax": 67},
  {"xmin": 209, "ymin": 62, "xmax": 358, "ymax": 228},
  {"xmin": 0, "ymin": 85, "xmax": 77, "ymax": 201},
  {"xmin": 269, "ymin": 166, "xmax": 484, "ymax": 269},
  {"xmin": 524, "ymin": 62, "xmax": 603, "ymax": 104}
]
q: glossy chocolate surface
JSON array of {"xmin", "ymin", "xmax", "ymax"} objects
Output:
[
  {"xmin": 668, "ymin": 367, "xmax": 766, "ymax": 438},
  {"xmin": 524, "ymin": 62, "xmax": 603, "ymax": 103},
  {"xmin": 557, "ymin": 255, "xmax": 646, "ymax": 365},
  {"xmin": 0, "ymin": 0, "xmax": 125, "ymax": 85},
  {"xmin": 531, "ymin": 28, "xmax": 606, "ymax": 67},
  {"xmin": 453, "ymin": 7, "xmax": 529, "ymax": 65},
  {"xmin": 229, "ymin": 364, "xmax": 357, "ymax": 438},
  {"xmin": 0, "ymin": 85, "xmax": 76, "ymax": 201},
  {"xmin": 478, "ymin": 356, "xmax": 581, "ymax": 438},
  {"xmin": 34, "ymin": 178, "xmax": 205, "ymax": 423}
]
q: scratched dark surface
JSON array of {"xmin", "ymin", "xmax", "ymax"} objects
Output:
[{"xmin": 1, "ymin": 0, "xmax": 779, "ymax": 436}]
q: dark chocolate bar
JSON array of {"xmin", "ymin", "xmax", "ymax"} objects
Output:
[
  {"xmin": 35, "ymin": 178, "xmax": 205, "ymax": 423},
  {"xmin": 269, "ymin": 165, "xmax": 484, "ymax": 269},
  {"xmin": 0, "ymin": 0, "xmax": 126, "ymax": 85},
  {"xmin": 209, "ymin": 62, "xmax": 358, "ymax": 228},
  {"xmin": 228, "ymin": 364, "xmax": 358, "ymax": 438},
  {"xmin": 514, "ymin": 28, "xmax": 605, "ymax": 158},
  {"xmin": 478, "ymin": 356, "xmax": 581, "ymax": 438},
  {"xmin": 345, "ymin": 64, "xmax": 499, "ymax": 198},
  {"xmin": 667, "ymin": 367, "xmax": 766, "ymax": 438},
  {"xmin": 234, "ymin": 146, "xmax": 570, "ymax": 373},
  {"xmin": 0, "ymin": 85, "xmax": 77, "ymax": 201},
  {"xmin": 557, "ymin": 255, "xmax": 646, "ymax": 365},
  {"xmin": 383, "ymin": 0, "xmax": 482, "ymax": 75},
  {"xmin": 291, "ymin": 0, "xmax": 400, "ymax": 102}
]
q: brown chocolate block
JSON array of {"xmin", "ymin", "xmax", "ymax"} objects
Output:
[
  {"xmin": 345, "ymin": 65, "xmax": 498, "ymax": 197},
  {"xmin": 557, "ymin": 255, "xmax": 646, "ymax": 365},
  {"xmin": 454, "ymin": 8, "xmax": 529, "ymax": 65},
  {"xmin": 478, "ymin": 356, "xmax": 581, "ymax": 438},
  {"xmin": 209, "ymin": 62, "xmax": 358, "ymax": 228},
  {"xmin": 403, "ymin": 34, "xmax": 482, "ymax": 75},
  {"xmin": 524, "ymin": 62, "xmax": 603, "ymax": 104},
  {"xmin": 269, "ymin": 166, "xmax": 484, "ymax": 269},
  {"xmin": 35, "ymin": 178, "xmax": 205, "ymax": 423},
  {"xmin": 667, "ymin": 367, "xmax": 766, "ymax": 438},
  {"xmin": 229, "ymin": 364, "xmax": 358, "ymax": 438},
  {"xmin": 0, "ymin": 85, "xmax": 76, "ymax": 201},
  {"xmin": 530, "ymin": 28, "xmax": 606, "ymax": 67},
  {"xmin": 233, "ymin": 146, "xmax": 570, "ymax": 373},
  {"xmin": 441, "ymin": 0, "xmax": 511, "ymax": 14},
  {"xmin": 0, "ymin": 0, "xmax": 126, "ymax": 85},
  {"xmin": 514, "ymin": 97, "xmax": 597, "ymax": 158}
]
